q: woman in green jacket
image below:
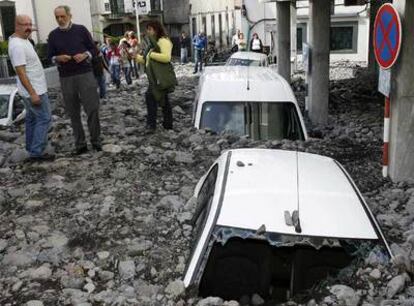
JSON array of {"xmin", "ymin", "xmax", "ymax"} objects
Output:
[{"xmin": 137, "ymin": 21, "xmax": 174, "ymax": 132}]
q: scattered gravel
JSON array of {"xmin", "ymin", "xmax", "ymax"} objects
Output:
[{"xmin": 0, "ymin": 62, "xmax": 413, "ymax": 305}]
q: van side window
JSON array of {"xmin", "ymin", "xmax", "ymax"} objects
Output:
[{"xmin": 192, "ymin": 165, "xmax": 219, "ymax": 242}]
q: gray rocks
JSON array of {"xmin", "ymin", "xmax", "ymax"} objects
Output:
[
  {"xmin": 26, "ymin": 301, "xmax": 44, "ymax": 306},
  {"xmin": 2, "ymin": 251, "xmax": 35, "ymax": 267},
  {"xmin": 165, "ymin": 279, "xmax": 185, "ymax": 299},
  {"xmin": 118, "ymin": 260, "xmax": 136, "ymax": 280},
  {"xmin": 197, "ymin": 297, "xmax": 224, "ymax": 306},
  {"xmin": 330, "ymin": 285, "xmax": 360, "ymax": 306},
  {"xmin": 386, "ymin": 274, "xmax": 410, "ymax": 299},
  {"xmin": 30, "ymin": 265, "xmax": 52, "ymax": 280}
]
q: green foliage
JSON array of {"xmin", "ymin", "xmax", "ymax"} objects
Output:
[
  {"xmin": 35, "ymin": 43, "xmax": 48, "ymax": 59},
  {"xmin": 0, "ymin": 40, "xmax": 8, "ymax": 56}
]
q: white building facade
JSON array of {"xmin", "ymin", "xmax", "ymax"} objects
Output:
[
  {"xmin": 13, "ymin": 0, "xmax": 93, "ymax": 43},
  {"xmin": 189, "ymin": 0, "xmax": 239, "ymax": 48},
  {"xmin": 189, "ymin": 0, "xmax": 370, "ymax": 63}
]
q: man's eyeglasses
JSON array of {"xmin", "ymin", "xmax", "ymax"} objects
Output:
[{"xmin": 18, "ymin": 23, "xmax": 33, "ymax": 26}]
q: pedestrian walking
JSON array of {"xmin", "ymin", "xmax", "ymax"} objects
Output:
[
  {"xmin": 136, "ymin": 20, "xmax": 176, "ymax": 133},
  {"xmin": 8, "ymin": 15, "xmax": 54, "ymax": 161},
  {"xmin": 107, "ymin": 41, "xmax": 121, "ymax": 89},
  {"xmin": 179, "ymin": 31, "xmax": 190, "ymax": 64},
  {"xmin": 237, "ymin": 32, "xmax": 247, "ymax": 51},
  {"xmin": 128, "ymin": 31, "xmax": 140, "ymax": 78},
  {"xmin": 120, "ymin": 40, "xmax": 132, "ymax": 85},
  {"xmin": 231, "ymin": 29, "xmax": 240, "ymax": 52},
  {"xmin": 47, "ymin": 5, "xmax": 101, "ymax": 155},
  {"xmin": 250, "ymin": 33, "xmax": 263, "ymax": 53},
  {"xmin": 92, "ymin": 41, "xmax": 109, "ymax": 99},
  {"xmin": 192, "ymin": 31, "xmax": 207, "ymax": 73}
]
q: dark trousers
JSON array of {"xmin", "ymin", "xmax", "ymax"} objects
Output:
[
  {"xmin": 60, "ymin": 71, "xmax": 101, "ymax": 149},
  {"xmin": 145, "ymin": 89, "xmax": 172, "ymax": 129}
]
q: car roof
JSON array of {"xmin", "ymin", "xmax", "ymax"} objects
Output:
[
  {"xmin": 199, "ymin": 66, "xmax": 296, "ymax": 103},
  {"xmin": 216, "ymin": 149, "xmax": 379, "ymax": 240},
  {"xmin": 229, "ymin": 51, "xmax": 268, "ymax": 61}
]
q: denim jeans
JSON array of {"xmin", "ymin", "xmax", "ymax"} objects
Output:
[
  {"xmin": 22, "ymin": 93, "xmax": 51, "ymax": 157},
  {"xmin": 95, "ymin": 74, "xmax": 106, "ymax": 98},
  {"xmin": 123, "ymin": 66, "xmax": 132, "ymax": 85},
  {"xmin": 181, "ymin": 47, "xmax": 188, "ymax": 64},
  {"xmin": 110, "ymin": 64, "xmax": 121, "ymax": 88},
  {"xmin": 194, "ymin": 48, "xmax": 204, "ymax": 72}
]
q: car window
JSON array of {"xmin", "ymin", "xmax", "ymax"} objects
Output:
[
  {"xmin": 226, "ymin": 58, "xmax": 261, "ymax": 67},
  {"xmin": 200, "ymin": 102, "xmax": 304, "ymax": 140},
  {"xmin": 13, "ymin": 94, "xmax": 25, "ymax": 120},
  {"xmin": 191, "ymin": 165, "xmax": 219, "ymax": 245},
  {"xmin": 0, "ymin": 94, "xmax": 9, "ymax": 119}
]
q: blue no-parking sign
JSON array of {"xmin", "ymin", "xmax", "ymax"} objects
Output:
[{"xmin": 373, "ymin": 4, "xmax": 402, "ymax": 70}]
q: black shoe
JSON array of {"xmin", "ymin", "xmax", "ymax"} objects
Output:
[
  {"xmin": 193, "ymin": 71, "xmax": 198, "ymax": 74},
  {"xmin": 71, "ymin": 146, "xmax": 88, "ymax": 156},
  {"xmin": 29, "ymin": 153, "xmax": 56, "ymax": 162},
  {"xmin": 92, "ymin": 144, "xmax": 102, "ymax": 152}
]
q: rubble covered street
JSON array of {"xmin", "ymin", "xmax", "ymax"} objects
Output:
[{"xmin": 1, "ymin": 64, "xmax": 414, "ymax": 306}]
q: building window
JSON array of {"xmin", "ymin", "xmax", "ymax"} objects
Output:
[
  {"xmin": 211, "ymin": 15, "xmax": 215, "ymax": 39},
  {"xmin": 296, "ymin": 23, "xmax": 307, "ymax": 53},
  {"xmin": 330, "ymin": 22, "xmax": 358, "ymax": 53},
  {"xmin": 104, "ymin": 2, "xmax": 110, "ymax": 12},
  {"xmin": 202, "ymin": 16, "xmax": 207, "ymax": 35}
]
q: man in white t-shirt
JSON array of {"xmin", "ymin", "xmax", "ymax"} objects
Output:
[{"xmin": 8, "ymin": 15, "xmax": 54, "ymax": 161}]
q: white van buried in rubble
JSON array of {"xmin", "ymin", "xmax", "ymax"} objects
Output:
[
  {"xmin": 193, "ymin": 66, "xmax": 307, "ymax": 141},
  {"xmin": 183, "ymin": 149, "xmax": 392, "ymax": 303},
  {"xmin": 0, "ymin": 81, "xmax": 25, "ymax": 127}
]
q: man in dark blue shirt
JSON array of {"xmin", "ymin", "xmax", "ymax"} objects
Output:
[{"xmin": 48, "ymin": 5, "xmax": 101, "ymax": 155}]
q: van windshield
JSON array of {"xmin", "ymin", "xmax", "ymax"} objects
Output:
[
  {"xmin": 226, "ymin": 58, "xmax": 263, "ymax": 67},
  {"xmin": 200, "ymin": 102, "xmax": 304, "ymax": 140}
]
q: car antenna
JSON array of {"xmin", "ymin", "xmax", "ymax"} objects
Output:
[
  {"xmin": 246, "ymin": 64, "xmax": 250, "ymax": 91},
  {"xmin": 293, "ymin": 150, "xmax": 302, "ymax": 233}
]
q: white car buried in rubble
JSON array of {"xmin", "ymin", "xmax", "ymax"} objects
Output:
[
  {"xmin": 183, "ymin": 149, "xmax": 392, "ymax": 302},
  {"xmin": 194, "ymin": 66, "xmax": 307, "ymax": 141},
  {"xmin": 226, "ymin": 51, "xmax": 270, "ymax": 67},
  {"xmin": 0, "ymin": 81, "xmax": 25, "ymax": 127}
]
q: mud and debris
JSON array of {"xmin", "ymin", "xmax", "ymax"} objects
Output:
[{"xmin": 0, "ymin": 62, "xmax": 414, "ymax": 305}]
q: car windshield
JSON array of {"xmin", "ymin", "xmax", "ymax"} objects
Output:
[
  {"xmin": 226, "ymin": 58, "xmax": 262, "ymax": 66},
  {"xmin": 0, "ymin": 94, "xmax": 9, "ymax": 119},
  {"xmin": 200, "ymin": 102, "xmax": 304, "ymax": 140}
]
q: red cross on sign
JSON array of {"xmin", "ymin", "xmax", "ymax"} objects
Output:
[{"xmin": 373, "ymin": 3, "xmax": 402, "ymax": 70}]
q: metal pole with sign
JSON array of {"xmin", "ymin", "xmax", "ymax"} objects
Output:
[
  {"xmin": 134, "ymin": 0, "xmax": 141, "ymax": 43},
  {"xmin": 373, "ymin": 3, "xmax": 402, "ymax": 178}
]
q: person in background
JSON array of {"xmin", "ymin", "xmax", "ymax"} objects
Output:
[
  {"xmin": 250, "ymin": 32, "xmax": 263, "ymax": 53},
  {"xmin": 237, "ymin": 32, "xmax": 247, "ymax": 51},
  {"xmin": 107, "ymin": 41, "xmax": 121, "ymax": 89},
  {"xmin": 128, "ymin": 31, "xmax": 139, "ymax": 78},
  {"xmin": 179, "ymin": 31, "xmax": 190, "ymax": 64},
  {"xmin": 92, "ymin": 41, "xmax": 109, "ymax": 99},
  {"xmin": 120, "ymin": 40, "xmax": 132, "ymax": 85},
  {"xmin": 136, "ymin": 20, "xmax": 174, "ymax": 133},
  {"xmin": 9, "ymin": 15, "xmax": 54, "ymax": 161},
  {"xmin": 192, "ymin": 31, "xmax": 207, "ymax": 74},
  {"xmin": 231, "ymin": 29, "xmax": 240, "ymax": 49},
  {"xmin": 47, "ymin": 5, "xmax": 101, "ymax": 155}
]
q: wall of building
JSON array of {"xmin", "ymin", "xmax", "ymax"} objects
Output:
[
  {"xmin": 240, "ymin": 0, "xmax": 369, "ymax": 63},
  {"xmin": 189, "ymin": 0, "xmax": 236, "ymax": 48},
  {"xmin": 15, "ymin": 0, "xmax": 93, "ymax": 43}
]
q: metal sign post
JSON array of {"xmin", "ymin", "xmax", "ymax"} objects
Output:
[
  {"xmin": 134, "ymin": 0, "xmax": 151, "ymax": 43},
  {"xmin": 373, "ymin": 3, "xmax": 402, "ymax": 178},
  {"xmin": 134, "ymin": 1, "xmax": 141, "ymax": 42}
]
